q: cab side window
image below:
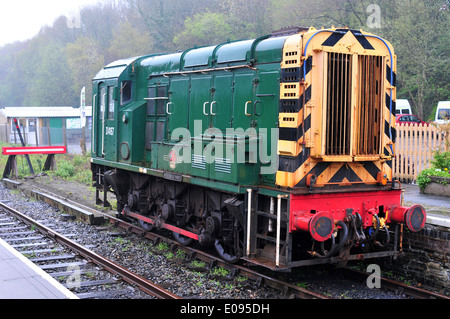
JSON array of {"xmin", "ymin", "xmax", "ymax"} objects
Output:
[
  {"xmin": 121, "ymin": 81, "xmax": 133, "ymax": 105},
  {"xmin": 100, "ymin": 87, "xmax": 106, "ymax": 120},
  {"xmin": 108, "ymin": 87, "xmax": 115, "ymax": 119}
]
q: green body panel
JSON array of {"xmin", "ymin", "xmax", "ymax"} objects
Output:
[
  {"xmin": 140, "ymin": 53, "xmax": 182, "ymax": 77},
  {"xmin": 92, "ymin": 35, "xmax": 287, "ymax": 193},
  {"xmin": 120, "ymin": 101, "xmax": 146, "ymax": 164},
  {"xmin": 211, "ymin": 73, "xmax": 233, "ymax": 130},
  {"xmin": 254, "ymin": 36, "xmax": 287, "ymax": 64},
  {"xmin": 168, "ymin": 76, "xmax": 190, "ymax": 135},
  {"xmin": 255, "ymin": 65, "xmax": 281, "ymax": 185},
  {"xmin": 215, "ymin": 40, "xmax": 253, "ymax": 65},
  {"xmin": 183, "ymin": 46, "xmax": 215, "ymax": 68},
  {"xmin": 232, "ymin": 72, "xmax": 256, "ymax": 130}
]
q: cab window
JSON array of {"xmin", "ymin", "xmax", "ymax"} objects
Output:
[
  {"xmin": 121, "ymin": 81, "xmax": 133, "ymax": 105},
  {"xmin": 108, "ymin": 87, "xmax": 115, "ymax": 119}
]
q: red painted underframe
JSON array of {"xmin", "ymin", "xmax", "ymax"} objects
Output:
[
  {"xmin": 123, "ymin": 210, "xmax": 199, "ymax": 241},
  {"xmin": 289, "ymin": 190, "xmax": 403, "ymax": 232}
]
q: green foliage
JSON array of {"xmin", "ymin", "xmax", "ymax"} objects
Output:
[
  {"xmin": 417, "ymin": 168, "xmax": 450, "ymax": 189},
  {"xmin": 210, "ymin": 266, "xmax": 230, "ymax": 277},
  {"xmin": 432, "ymin": 151, "xmax": 450, "ymax": 171},
  {"xmin": 109, "ymin": 21, "xmax": 153, "ymax": 60},
  {"xmin": 380, "ymin": 0, "xmax": 449, "ymax": 119},
  {"xmin": 65, "ymin": 36, "xmax": 105, "ymax": 105},
  {"xmin": 417, "ymin": 150, "xmax": 450, "ymax": 189},
  {"xmin": 174, "ymin": 12, "xmax": 234, "ymax": 48},
  {"xmin": 54, "ymin": 160, "xmax": 75, "ymax": 178}
]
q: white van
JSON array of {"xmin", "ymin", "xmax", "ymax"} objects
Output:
[
  {"xmin": 435, "ymin": 101, "xmax": 450, "ymax": 124},
  {"xmin": 396, "ymin": 99, "xmax": 412, "ymax": 115}
]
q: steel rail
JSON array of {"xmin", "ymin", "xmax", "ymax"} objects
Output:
[
  {"xmin": 342, "ymin": 267, "xmax": 450, "ymax": 300},
  {"xmin": 0, "ymin": 201, "xmax": 180, "ymax": 300},
  {"xmin": 108, "ymin": 214, "xmax": 329, "ymax": 299}
]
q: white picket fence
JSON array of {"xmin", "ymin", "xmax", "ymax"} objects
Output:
[{"xmin": 393, "ymin": 123, "xmax": 448, "ymax": 183}]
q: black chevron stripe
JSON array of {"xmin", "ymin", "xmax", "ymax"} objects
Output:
[
  {"xmin": 322, "ymin": 32, "xmax": 345, "ymax": 47},
  {"xmin": 386, "ymin": 65, "xmax": 397, "ymax": 86},
  {"xmin": 296, "ymin": 162, "xmax": 331, "ymax": 187},
  {"xmin": 350, "ymin": 30, "xmax": 374, "ymax": 50},
  {"xmin": 279, "ymin": 86, "xmax": 311, "ymax": 113},
  {"xmin": 384, "ymin": 120, "xmax": 397, "ymax": 143},
  {"xmin": 386, "ymin": 93, "xmax": 396, "ymax": 116},
  {"xmin": 279, "ymin": 114, "xmax": 311, "ymax": 141},
  {"xmin": 329, "ymin": 164, "xmax": 362, "ymax": 183},
  {"xmin": 301, "ymin": 56, "xmax": 313, "ymax": 79},
  {"xmin": 278, "ymin": 148, "xmax": 311, "ymax": 173},
  {"xmin": 322, "ymin": 29, "xmax": 374, "ymax": 50},
  {"xmin": 362, "ymin": 162, "xmax": 381, "ymax": 180}
]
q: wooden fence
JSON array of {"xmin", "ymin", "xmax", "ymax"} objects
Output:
[{"xmin": 393, "ymin": 123, "xmax": 448, "ymax": 183}]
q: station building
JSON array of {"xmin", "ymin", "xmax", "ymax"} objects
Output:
[{"xmin": 0, "ymin": 106, "xmax": 92, "ymax": 146}]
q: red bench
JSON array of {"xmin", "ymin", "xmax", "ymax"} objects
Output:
[{"xmin": 2, "ymin": 146, "xmax": 67, "ymax": 179}]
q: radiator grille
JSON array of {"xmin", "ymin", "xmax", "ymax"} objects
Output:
[
  {"xmin": 356, "ymin": 55, "xmax": 383, "ymax": 155},
  {"xmin": 325, "ymin": 52, "xmax": 352, "ymax": 156}
]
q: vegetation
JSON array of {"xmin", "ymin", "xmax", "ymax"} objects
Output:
[
  {"xmin": 0, "ymin": 0, "xmax": 448, "ymax": 120},
  {"xmin": 417, "ymin": 122, "xmax": 450, "ymax": 190},
  {"xmin": 417, "ymin": 150, "xmax": 450, "ymax": 190}
]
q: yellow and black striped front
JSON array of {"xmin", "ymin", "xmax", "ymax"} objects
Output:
[{"xmin": 276, "ymin": 27, "xmax": 397, "ymax": 189}]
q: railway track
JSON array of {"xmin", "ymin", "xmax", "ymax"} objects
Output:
[
  {"xmin": 110, "ymin": 213, "xmax": 450, "ymax": 299},
  {"xmin": 341, "ymin": 267, "xmax": 450, "ymax": 300},
  {"xmin": 0, "ymin": 201, "xmax": 180, "ymax": 300},
  {"xmin": 2, "ymin": 186, "xmax": 449, "ymax": 300},
  {"xmin": 108, "ymin": 213, "xmax": 330, "ymax": 299}
]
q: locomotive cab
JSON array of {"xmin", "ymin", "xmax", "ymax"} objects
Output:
[{"xmin": 93, "ymin": 56, "xmax": 156, "ymax": 166}]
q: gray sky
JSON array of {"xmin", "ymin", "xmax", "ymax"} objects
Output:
[{"xmin": 0, "ymin": 0, "xmax": 102, "ymax": 46}]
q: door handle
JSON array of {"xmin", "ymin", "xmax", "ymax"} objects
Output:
[
  {"xmin": 254, "ymin": 100, "xmax": 261, "ymax": 116},
  {"xmin": 210, "ymin": 101, "xmax": 217, "ymax": 116},
  {"xmin": 166, "ymin": 102, "xmax": 174, "ymax": 115},
  {"xmin": 203, "ymin": 102, "xmax": 210, "ymax": 116},
  {"xmin": 245, "ymin": 101, "xmax": 252, "ymax": 116}
]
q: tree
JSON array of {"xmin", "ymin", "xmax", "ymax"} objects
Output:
[
  {"xmin": 66, "ymin": 36, "xmax": 105, "ymax": 106},
  {"xmin": 128, "ymin": 0, "xmax": 218, "ymax": 52},
  {"xmin": 0, "ymin": 42, "xmax": 28, "ymax": 106},
  {"xmin": 109, "ymin": 21, "xmax": 153, "ymax": 60},
  {"xmin": 174, "ymin": 11, "xmax": 234, "ymax": 48},
  {"xmin": 381, "ymin": 0, "xmax": 449, "ymax": 119},
  {"xmin": 25, "ymin": 40, "xmax": 74, "ymax": 106},
  {"xmin": 219, "ymin": 0, "xmax": 272, "ymax": 38}
]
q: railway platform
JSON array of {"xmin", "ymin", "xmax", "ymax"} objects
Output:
[
  {"xmin": 403, "ymin": 183, "xmax": 450, "ymax": 227},
  {"xmin": 0, "ymin": 238, "xmax": 78, "ymax": 299}
]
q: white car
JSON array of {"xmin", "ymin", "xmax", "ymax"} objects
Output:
[{"xmin": 435, "ymin": 101, "xmax": 450, "ymax": 124}]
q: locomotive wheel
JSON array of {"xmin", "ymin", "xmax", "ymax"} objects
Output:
[
  {"xmin": 138, "ymin": 205, "xmax": 158, "ymax": 232},
  {"xmin": 173, "ymin": 231, "xmax": 194, "ymax": 246},
  {"xmin": 172, "ymin": 220, "xmax": 195, "ymax": 246},
  {"xmin": 214, "ymin": 238, "xmax": 240, "ymax": 264},
  {"xmin": 138, "ymin": 218, "xmax": 154, "ymax": 232}
]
